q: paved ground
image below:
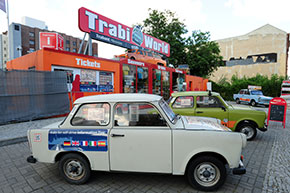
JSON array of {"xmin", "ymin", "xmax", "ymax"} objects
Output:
[{"xmin": 0, "ymin": 104, "xmax": 289, "ymax": 193}]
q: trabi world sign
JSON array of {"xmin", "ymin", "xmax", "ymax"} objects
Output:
[{"xmin": 78, "ymin": 7, "xmax": 170, "ymax": 57}]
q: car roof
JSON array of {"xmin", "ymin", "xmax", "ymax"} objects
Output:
[
  {"xmin": 74, "ymin": 93, "xmax": 162, "ymax": 104},
  {"xmin": 171, "ymin": 91, "xmax": 220, "ymax": 97}
]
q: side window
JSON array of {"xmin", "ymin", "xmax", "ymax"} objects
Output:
[
  {"xmin": 239, "ymin": 90, "xmax": 243, "ymax": 94},
  {"xmin": 172, "ymin": 96, "xmax": 194, "ymax": 108},
  {"xmin": 114, "ymin": 103, "xmax": 167, "ymax": 127},
  {"xmin": 196, "ymin": 96, "xmax": 222, "ymax": 108},
  {"xmin": 71, "ymin": 103, "xmax": 110, "ymax": 126},
  {"xmin": 147, "ymin": 52, "xmax": 153, "ymax": 57},
  {"xmin": 137, "ymin": 50, "xmax": 144, "ymax": 55}
]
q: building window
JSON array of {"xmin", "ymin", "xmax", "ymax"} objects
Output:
[
  {"xmin": 29, "ymin": 48, "xmax": 35, "ymax": 53},
  {"xmin": 29, "ymin": 32, "xmax": 35, "ymax": 37},
  {"xmin": 4, "ymin": 47, "xmax": 6, "ymax": 51},
  {"xmin": 14, "ymin": 25, "xmax": 20, "ymax": 31},
  {"xmin": 73, "ymin": 41, "xmax": 76, "ymax": 46},
  {"xmin": 66, "ymin": 40, "xmax": 70, "ymax": 44},
  {"xmin": 73, "ymin": 48, "xmax": 76, "ymax": 52},
  {"xmin": 29, "ymin": 40, "xmax": 35, "ymax": 45},
  {"xmin": 4, "ymin": 54, "xmax": 6, "ymax": 57},
  {"xmin": 66, "ymin": 47, "xmax": 70, "ymax": 51}
]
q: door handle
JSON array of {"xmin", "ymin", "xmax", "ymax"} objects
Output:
[
  {"xmin": 111, "ymin": 134, "xmax": 125, "ymax": 137},
  {"xmin": 196, "ymin": 111, "xmax": 203, "ymax": 114}
]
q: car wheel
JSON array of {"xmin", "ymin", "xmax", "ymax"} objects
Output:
[
  {"xmin": 237, "ymin": 123, "xmax": 257, "ymax": 140},
  {"xmin": 236, "ymin": 98, "xmax": 240, "ymax": 104},
  {"xmin": 59, "ymin": 153, "xmax": 91, "ymax": 184},
  {"xmin": 250, "ymin": 100, "xmax": 256, "ymax": 106},
  {"xmin": 130, "ymin": 57, "xmax": 135, "ymax": 60},
  {"xmin": 187, "ymin": 156, "xmax": 226, "ymax": 191}
]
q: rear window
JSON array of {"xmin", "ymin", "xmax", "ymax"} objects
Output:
[
  {"xmin": 172, "ymin": 96, "xmax": 194, "ymax": 108},
  {"xmin": 71, "ymin": 103, "xmax": 110, "ymax": 126}
]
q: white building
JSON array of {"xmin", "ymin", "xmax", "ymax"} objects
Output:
[{"xmin": 0, "ymin": 33, "xmax": 9, "ymax": 70}]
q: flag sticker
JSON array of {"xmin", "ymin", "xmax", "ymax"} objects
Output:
[
  {"xmin": 63, "ymin": 141, "xmax": 71, "ymax": 146},
  {"xmin": 82, "ymin": 141, "xmax": 88, "ymax": 146},
  {"xmin": 89, "ymin": 141, "xmax": 97, "ymax": 146},
  {"xmin": 72, "ymin": 141, "xmax": 80, "ymax": 146},
  {"xmin": 98, "ymin": 141, "xmax": 106, "ymax": 147}
]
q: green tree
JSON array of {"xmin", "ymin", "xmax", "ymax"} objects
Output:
[
  {"xmin": 141, "ymin": 9, "xmax": 224, "ymax": 77},
  {"xmin": 142, "ymin": 9, "xmax": 187, "ymax": 65},
  {"xmin": 186, "ymin": 31, "xmax": 224, "ymax": 77}
]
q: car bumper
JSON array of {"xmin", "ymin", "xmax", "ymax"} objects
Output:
[
  {"xmin": 258, "ymin": 123, "xmax": 268, "ymax": 132},
  {"xmin": 233, "ymin": 160, "xmax": 246, "ymax": 175},
  {"xmin": 257, "ymin": 101, "xmax": 270, "ymax": 106},
  {"xmin": 27, "ymin": 155, "xmax": 37, "ymax": 163}
]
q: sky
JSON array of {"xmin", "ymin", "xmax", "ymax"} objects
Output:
[{"xmin": 1, "ymin": 0, "xmax": 290, "ymax": 59}]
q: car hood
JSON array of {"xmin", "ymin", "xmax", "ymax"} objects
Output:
[
  {"xmin": 228, "ymin": 105, "xmax": 265, "ymax": 112},
  {"xmin": 257, "ymin": 95, "xmax": 272, "ymax": 99},
  {"xmin": 182, "ymin": 116, "xmax": 231, "ymax": 131}
]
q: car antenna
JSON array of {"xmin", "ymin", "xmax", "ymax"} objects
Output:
[{"xmin": 208, "ymin": 90, "xmax": 212, "ymax": 96}]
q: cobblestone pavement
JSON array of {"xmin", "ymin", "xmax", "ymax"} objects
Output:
[
  {"xmin": 262, "ymin": 121, "xmax": 290, "ymax": 193},
  {"xmin": 0, "ymin": 107, "xmax": 289, "ymax": 193}
]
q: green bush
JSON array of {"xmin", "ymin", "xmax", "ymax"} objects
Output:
[{"xmin": 210, "ymin": 74, "xmax": 286, "ymax": 101}]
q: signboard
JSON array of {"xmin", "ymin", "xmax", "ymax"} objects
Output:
[
  {"xmin": 267, "ymin": 97, "xmax": 287, "ymax": 128},
  {"xmin": 78, "ymin": 7, "xmax": 170, "ymax": 57},
  {"xmin": 39, "ymin": 32, "xmax": 64, "ymax": 50},
  {"xmin": 248, "ymin": 85, "xmax": 262, "ymax": 90}
]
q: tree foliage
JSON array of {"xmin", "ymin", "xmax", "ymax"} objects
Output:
[{"xmin": 141, "ymin": 9, "xmax": 223, "ymax": 77}]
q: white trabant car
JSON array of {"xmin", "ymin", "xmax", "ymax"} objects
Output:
[{"xmin": 27, "ymin": 94, "xmax": 246, "ymax": 191}]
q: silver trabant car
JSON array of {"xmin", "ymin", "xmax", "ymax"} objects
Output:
[{"xmin": 27, "ymin": 93, "xmax": 246, "ymax": 191}]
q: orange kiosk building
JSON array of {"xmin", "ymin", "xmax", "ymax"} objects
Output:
[{"xmin": 7, "ymin": 48, "xmax": 208, "ymax": 105}]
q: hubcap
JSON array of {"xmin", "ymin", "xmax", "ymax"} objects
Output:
[
  {"xmin": 241, "ymin": 126, "xmax": 254, "ymax": 139},
  {"xmin": 64, "ymin": 160, "xmax": 85, "ymax": 180},
  {"xmin": 194, "ymin": 163, "xmax": 220, "ymax": 187}
]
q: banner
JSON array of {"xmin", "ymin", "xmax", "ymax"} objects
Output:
[
  {"xmin": 78, "ymin": 7, "xmax": 170, "ymax": 57},
  {"xmin": 0, "ymin": 0, "xmax": 6, "ymax": 13}
]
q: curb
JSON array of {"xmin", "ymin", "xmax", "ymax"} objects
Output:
[{"xmin": 0, "ymin": 136, "xmax": 28, "ymax": 147}]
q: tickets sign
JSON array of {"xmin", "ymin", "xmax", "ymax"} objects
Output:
[{"xmin": 78, "ymin": 7, "xmax": 170, "ymax": 57}]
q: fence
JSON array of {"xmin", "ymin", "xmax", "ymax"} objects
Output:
[{"xmin": 0, "ymin": 70, "xmax": 70, "ymax": 125}]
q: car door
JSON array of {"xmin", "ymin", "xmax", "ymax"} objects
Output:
[
  {"xmin": 242, "ymin": 89, "xmax": 251, "ymax": 104},
  {"xmin": 109, "ymin": 102, "xmax": 172, "ymax": 173},
  {"xmin": 170, "ymin": 96, "xmax": 195, "ymax": 116},
  {"xmin": 194, "ymin": 96, "xmax": 229, "ymax": 126}
]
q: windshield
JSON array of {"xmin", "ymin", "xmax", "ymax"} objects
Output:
[
  {"xmin": 251, "ymin": 90, "xmax": 263, "ymax": 95},
  {"xmin": 217, "ymin": 95, "xmax": 229, "ymax": 107},
  {"xmin": 159, "ymin": 99, "xmax": 176, "ymax": 123}
]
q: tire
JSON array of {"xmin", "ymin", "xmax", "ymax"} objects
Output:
[
  {"xmin": 59, "ymin": 153, "xmax": 91, "ymax": 184},
  {"xmin": 236, "ymin": 98, "xmax": 240, "ymax": 104},
  {"xmin": 250, "ymin": 100, "xmax": 256, "ymax": 106},
  {"xmin": 187, "ymin": 156, "xmax": 226, "ymax": 191},
  {"xmin": 130, "ymin": 57, "xmax": 135, "ymax": 60},
  {"xmin": 237, "ymin": 123, "xmax": 257, "ymax": 140}
]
